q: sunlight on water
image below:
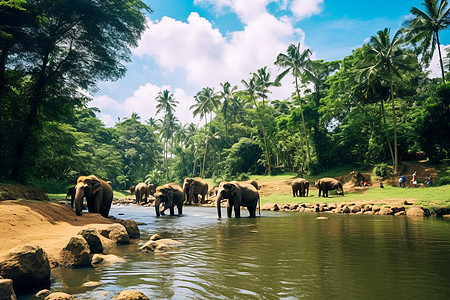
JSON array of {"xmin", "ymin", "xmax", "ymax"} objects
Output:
[{"xmin": 21, "ymin": 205, "xmax": 450, "ymax": 299}]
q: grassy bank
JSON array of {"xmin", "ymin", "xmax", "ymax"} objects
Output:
[{"xmin": 261, "ymin": 185, "xmax": 450, "ymax": 209}]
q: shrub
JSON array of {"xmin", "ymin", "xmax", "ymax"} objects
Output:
[
  {"xmin": 373, "ymin": 164, "xmax": 392, "ymax": 179},
  {"xmin": 437, "ymin": 176, "xmax": 450, "ymax": 186}
]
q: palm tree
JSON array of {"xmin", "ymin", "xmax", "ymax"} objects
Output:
[
  {"xmin": 218, "ymin": 81, "xmax": 238, "ymax": 135},
  {"xmin": 190, "ymin": 87, "xmax": 219, "ymax": 177},
  {"xmin": 155, "ymin": 89, "xmax": 179, "ymax": 180},
  {"xmin": 359, "ymin": 28, "xmax": 418, "ymax": 173},
  {"xmin": 275, "ymin": 43, "xmax": 312, "ymax": 165},
  {"xmin": 404, "ymin": 0, "xmax": 450, "ymax": 83},
  {"xmin": 241, "ymin": 75, "xmax": 272, "ymax": 173},
  {"xmin": 254, "ymin": 66, "xmax": 279, "ymax": 105}
]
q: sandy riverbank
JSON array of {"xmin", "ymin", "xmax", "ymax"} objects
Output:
[{"xmin": 0, "ymin": 200, "xmax": 115, "ymax": 264}]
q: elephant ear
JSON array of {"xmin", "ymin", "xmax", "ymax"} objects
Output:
[
  {"xmin": 92, "ymin": 179, "xmax": 102, "ymax": 194},
  {"xmin": 167, "ymin": 187, "xmax": 174, "ymax": 201},
  {"xmin": 230, "ymin": 184, "xmax": 237, "ymax": 196}
]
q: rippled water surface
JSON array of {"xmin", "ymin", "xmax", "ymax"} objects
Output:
[{"xmin": 23, "ymin": 205, "xmax": 450, "ymax": 299}]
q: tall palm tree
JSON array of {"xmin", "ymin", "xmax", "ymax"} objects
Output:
[
  {"xmin": 242, "ymin": 75, "xmax": 272, "ymax": 173},
  {"xmin": 359, "ymin": 28, "xmax": 418, "ymax": 173},
  {"xmin": 254, "ymin": 66, "xmax": 279, "ymax": 105},
  {"xmin": 275, "ymin": 43, "xmax": 312, "ymax": 165},
  {"xmin": 219, "ymin": 81, "xmax": 238, "ymax": 135},
  {"xmin": 404, "ymin": 0, "xmax": 450, "ymax": 83},
  {"xmin": 190, "ymin": 87, "xmax": 219, "ymax": 177},
  {"xmin": 155, "ymin": 89, "xmax": 179, "ymax": 180}
]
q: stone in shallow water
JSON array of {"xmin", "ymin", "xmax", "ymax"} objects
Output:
[{"xmin": 112, "ymin": 290, "xmax": 149, "ymax": 300}]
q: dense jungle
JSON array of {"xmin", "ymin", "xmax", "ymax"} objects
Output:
[{"xmin": 0, "ymin": 0, "xmax": 449, "ymax": 193}]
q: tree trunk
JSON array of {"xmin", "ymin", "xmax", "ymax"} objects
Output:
[
  {"xmin": 380, "ymin": 99, "xmax": 395, "ymax": 167},
  {"xmin": 10, "ymin": 52, "xmax": 49, "ymax": 180},
  {"xmin": 390, "ymin": 73, "xmax": 398, "ymax": 174},
  {"xmin": 294, "ymin": 76, "xmax": 311, "ymax": 165},
  {"xmin": 435, "ymin": 31, "xmax": 446, "ymax": 84}
]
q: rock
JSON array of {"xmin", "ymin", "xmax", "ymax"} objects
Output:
[
  {"xmin": 44, "ymin": 292, "xmax": 75, "ymax": 300},
  {"xmin": 78, "ymin": 228, "xmax": 103, "ymax": 254},
  {"xmin": 108, "ymin": 224, "xmax": 130, "ymax": 244},
  {"xmin": 289, "ymin": 203, "xmax": 299, "ymax": 210},
  {"xmin": 150, "ymin": 234, "xmax": 161, "ymax": 241},
  {"xmin": 59, "ymin": 236, "xmax": 92, "ymax": 268},
  {"xmin": 117, "ymin": 219, "xmax": 140, "ymax": 239},
  {"xmin": 260, "ymin": 203, "xmax": 279, "ymax": 211},
  {"xmin": 351, "ymin": 205, "xmax": 362, "ymax": 213},
  {"xmin": 364, "ymin": 211, "xmax": 374, "ymax": 215},
  {"xmin": 140, "ymin": 241, "xmax": 171, "ymax": 253},
  {"xmin": 316, "ymin": 217, "xmax": 328, "ymax": 220},
  {"xmin": 113, "ymin": 290, "xmax": 149, "ymax": 300},
  {"xmin": 303, "ymin": 208, "xmax": 314, "ymax": 213},
  {"xmin": 407, "ymin": 206, "xmax": 431, "ymax": 217},
  {"xmin": 0, "ymin": 245, "xmax": 50, "ymax": 293},
  {"xmin": 363, "ymin": 204, "xmax": 372, "ymax": 212},
  {"xmin": 395, "ymin": 211, "xmax": 406, "ymax": 216},
  {"xmin": 328, "ymin": 203, "xmax": 337, "ymax": 210},
  {"xmin": 391, "ymin": 206, "xmax": 405, "ymax": 214},
  {"xmin": 36, "ymin": 289, "xmax": 51, "ymax": 298},
  {"xmin": 82, "ymin": 281, "xmax": 102, "ymax": 287},
  {"xmin": 377, "ymin": 207, "xmax": 394, "ymax": 215},
  {"xmin": 372, "ymin": 206, "xmax": 381, "ymax": 213},
  {"xmin": 91, "ymin": 254, "xmax": 125, "ymax": 265},
  {"xmin": 341, "ymin": 205, "xmax": 350, "ymax": 214},
  {"xmin": 0, "ymin": 278, "xmax": 16, "ymax": 300}
]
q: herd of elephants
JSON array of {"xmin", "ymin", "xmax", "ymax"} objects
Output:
[{"xmin": 67, "ymin": 175, "xmax": 344, "ymax": 219}]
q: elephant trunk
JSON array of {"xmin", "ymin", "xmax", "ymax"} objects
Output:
[
  {"xmin": 155, "ymin": 195, "xmax": 161, "ymax": 217},
  {"xmin": 74, "ymin": 184, "xmax": 85, "ymax": 216},
  {"xmin": 216, "ymin": 191, "xmax": 222, "ymax": 218}
]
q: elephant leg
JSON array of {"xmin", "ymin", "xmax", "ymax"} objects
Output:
[
  {"xmin": 248, "ymin": 206, "xmax": 256, "ymax": 217},
  {"xmin": 227, "ymin": 203, "xmax": 233, "ymax": 218},
  {"xmin": 169, "ymin": 206, "xmax": 175, "ymax": 215},
  {"xmin": 177, "ymin": 204, "xmax": 183, "ymax": 215},
  {"xmin": 324, "ymin": 188, "xmax": 328, "ymax": 197},
  {"xmin": 234, "ymin": 202, "xmax": 241, "ymax": 218}
]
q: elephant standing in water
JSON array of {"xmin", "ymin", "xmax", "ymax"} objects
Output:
[
  {"xmin": 154, "ymin": 183, "xmax": 184, "ymax": 217},
  {"xmin": 134, "ymin": 182, "xmax": 149, "ymax": 204},
  {"xmin": 73, "ymin": 175, "xmax": 113, "ymax": 218},
  {"xmin": 183, "ymin": 177, "xmax": 208, "ymax": 205},
  {"xmin": 292, "ymin": 178, "xmax": 309, "ymax": 197},
  {"xmin": 216, "ymin": 181, "xmax": 260, "ymax": 218},
  {"xmin": 315, "ymin": 178, "xmax": 344, "ymax": 197}
]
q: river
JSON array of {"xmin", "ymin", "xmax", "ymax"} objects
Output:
[{"xmin": 22, "ymin": 205, "xmax": 450, "ymax": 299}]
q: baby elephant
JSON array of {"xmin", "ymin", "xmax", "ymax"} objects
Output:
[
  {"xmin": 291, "ymin": 178, "xmax": 309, "ymax": 197},
  {"xmin": 315, "ymin": 178, "xmax": 344, "ymax": 197},
  {"xmin": 154, "ymin": 183, "xmax": 184, "ymax": 217}
]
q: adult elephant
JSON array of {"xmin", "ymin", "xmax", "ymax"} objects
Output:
[
  {"xmin": 73, "ymin": 175, "xmax": 113, "ymax": 218},
  {"xmin": 292, "ymin": 178, "xmax": 309, "ymax": 197},
  {"xmin": 154, "ymin": 183, "xmax": 184, "ymax": 217},
  {"xmin": 315, "ymin": 178, "xmax": 344, "ymax": 197},
  {"xmin": 216, "ymin": 181, "xmax": 260, "ymax": 218},
  {"xmin": 245, "ymin": 179, "xmax": 260, "ymax": 190},
  {"xmin": 134, "ymin": 182, "xmax": 149, "ymax": 205},
  {"xmin": 148, "ymin": 183, "xmax": 156, "ymax": 196},
  {"xmin": 183, "ymin": 177, "xmax": 208, "ymax": 205}
]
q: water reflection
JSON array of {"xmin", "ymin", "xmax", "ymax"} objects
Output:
[{"xmin": 20, "ymin": 205, "xmax": 450, "ymax": 299}]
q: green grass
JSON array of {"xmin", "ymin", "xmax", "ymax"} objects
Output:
[{"xmin": 261, "ymin": 185, "xmax": 450, "ymax": 209}]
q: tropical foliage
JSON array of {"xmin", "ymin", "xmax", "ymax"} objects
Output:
[{"xmin": 0, "ymin": 1, "xmax": 449, "ymax": 191}]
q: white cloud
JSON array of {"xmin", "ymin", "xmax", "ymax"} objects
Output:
[
  {"xmin": 427, "ymin": 44, "xmax": 449, "ymax": 79},
  {"xmin": 290, "ymin": 0, "xmax": 324, "ymax": 19},
  {"xmin": 90, "ymin": 83, "xmax": 199, "ymax": 127}
]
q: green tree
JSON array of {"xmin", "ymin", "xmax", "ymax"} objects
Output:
[
  {"xmin": 405, "ymin": 0, "xmax": 450, "ymax": 83},
  {"xmin": 190, "ymin": 87, "xmax": 220, "ymax": 177},
  {"xmin": 218, "ymin": 81, "xmax": 238, "ymax": 135},
  {"xmin": 359, "ymin": 28, "xmax": 418, "ymax": 173},
  {"xmin": 274, "ymin": 43, "xmax": 312, "ymax": 166},
  {"xmin": 1, "ymin": 0, "xmax": 151, "ymax": 180},
  {"xmin": 155, "ymin": 89, "xmax": 179, "ymax": 180}
]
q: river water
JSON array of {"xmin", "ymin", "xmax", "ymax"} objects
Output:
[{"xmin": 22, "ymin": 205, "xmax": 450, "ymax": 299}]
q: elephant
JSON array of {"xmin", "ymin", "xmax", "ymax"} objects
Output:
[
  {"xmin": 315, "ymin": 178, "xmax": 344, "ymax": 197},
  {"xmin": 129, "ymin": 185, "xmax": 136, "ymax": 194},
  {"xmin": 216, "ymin": 181, "xmax": 260, "ymax": 218},
  {"xmin": 134, "ymin": 182, "xmax": 149, "ymax": 205},
  {"xmin": 154, "ymin": 183, "xmax": 184, "ymax": 217},
  {"xmin": 147, "ymin": 183, "xmax": 156, "ymax": 196},
  {"xmin": 292, "ymin": 178, "xmax": 309, "ymax": 197},
  {"xmin": 73, "ymin": 175, "xmax": 113, "ymax": 218},
  {"xmin": 66, "ymin": 186, "xmax": 76, "ymax": 208},
  {"xmin": 183, "ymin": 177, "xmax": 208, "ymax": 205},
  {"xmin": 245, "ymin": 179, "xmax": 260, "ymax": 190}
]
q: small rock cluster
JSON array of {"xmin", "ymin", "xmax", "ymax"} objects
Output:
[
  {"xmin": 0, "ymin": 219, "xmax": 139, "ymax": 298},
  {"xmin": 261, "ymin": 202, "xmax": 432, "ymax": 217},
  {"xmin": 140, "ymin": 234, "xmax": 184, "ymax": 253}
]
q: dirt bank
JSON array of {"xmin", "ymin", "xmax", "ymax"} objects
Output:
[{"xmin": 0, "ymin": 200, "xmax": 114, "ymax": 263}]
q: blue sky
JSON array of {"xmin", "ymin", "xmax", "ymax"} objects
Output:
[{"xmin": 91, "ymin": 0, "xmax": 449, "ymax": 127}]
